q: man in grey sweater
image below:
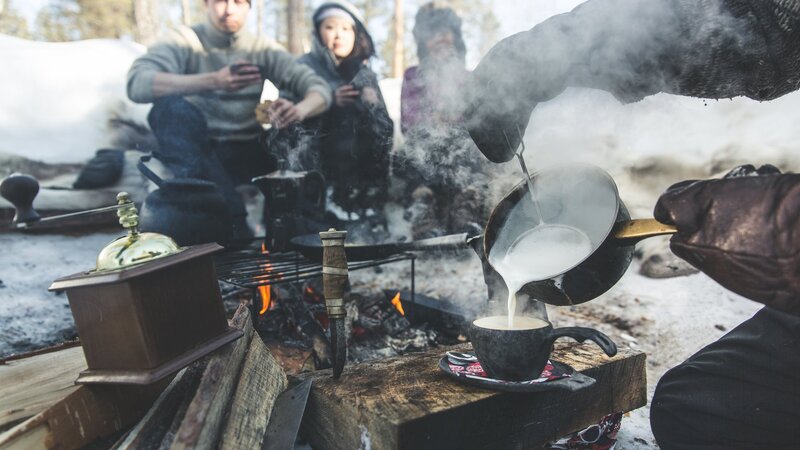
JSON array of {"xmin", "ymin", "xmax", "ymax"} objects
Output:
[{"xmin": 127, "ymin": 0, "xmax": 332, "ymax": 242}]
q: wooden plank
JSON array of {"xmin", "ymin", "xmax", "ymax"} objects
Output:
[
  {"xmin": 0, "ymin": 345, "xmax": 86, "ymax": 427},
  {"xmin": 0, "ymin": 380, "xmax": 169, "ymax": 450},
  {"xmin": 218, "ymin": 332, "xmax": 288, "ymax": 449},
  {"xmin": 297, "ymin": 343, "xmax": 647, "ymax": 450},
  {"xmin": 169, "ymin": 304, "xmax": 254, "ymax": 450}
]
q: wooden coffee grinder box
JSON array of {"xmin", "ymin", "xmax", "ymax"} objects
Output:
[{"xmin": 48, "ymin": 194, "xmax": 242, "ymax": 384}]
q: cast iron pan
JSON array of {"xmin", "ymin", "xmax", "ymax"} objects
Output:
[{"xmin": 290, "ymin": 233, "xmax": 478, "ymax": 262}]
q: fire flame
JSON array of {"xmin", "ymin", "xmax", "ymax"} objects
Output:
[
  {"xmin": 390, "ymin": 292, "xmax": 405, "ymax": 316},
  {"xmin": 258, "ymin": 243, "xmax": 272, "ymax": 315}
]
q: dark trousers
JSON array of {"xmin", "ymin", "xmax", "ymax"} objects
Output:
[
  {"xmin": 147, "ymin": 96, "xmax": 274, "ymax": 220},
  {"xmin": 651, "ymin": 307, "xmax": 800, "ymax": 449}
]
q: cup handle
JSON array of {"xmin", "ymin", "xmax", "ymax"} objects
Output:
[{"xmin": 548, "ymin": 327, "xmax": 618, "ymax": 357}]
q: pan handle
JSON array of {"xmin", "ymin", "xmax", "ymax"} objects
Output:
[
  {"xmin": 399, "ymin": 233, "xmax": 472, "ymax": 251},
  {"xmin": 613, "ymin": 219, "xmax": 677, "ymax": 242}
]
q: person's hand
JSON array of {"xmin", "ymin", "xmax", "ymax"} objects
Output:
[
  {"xmin": 214, "ymin": 62, "xmax": 262, "ymax": 92},
  {"xmin": 268, "ymin": 98, "xmax": 303, "ymax": 129},
  {"xmin": 335, "ymin": 84, "xmax": 360, "ymax": 107},
  {"xmin": 654, "ymin": 164, "xmax": 800, "ymax": 314},
  {"xmin": 361, "ymin": 87, "xmax": 379, "ymax": 105}
]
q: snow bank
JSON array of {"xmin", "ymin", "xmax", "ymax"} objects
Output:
[{"xmin": 0, "ymin": 34, "xmax": 150, "ymax": 163}]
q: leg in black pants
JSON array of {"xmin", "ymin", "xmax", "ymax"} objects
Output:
[
  {"xmin": 651, "ymin": 307, "xmax": 800, "ymax": 449},
  {"xmin": 147, "ymin": 96, "xmax": 250, "ymax": 221}
]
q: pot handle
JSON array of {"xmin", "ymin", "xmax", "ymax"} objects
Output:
[
  {"xmin": 548, "ymin": 327, "xmax": 618, "ymax": 357},
  {"xmin": 613, "ymin": 219, "xmax": 677, "ymax": 242},
  {"xmin": 400, "ymin": 233, "xmax": 473, "ymax": 251},
  {"xmin": 137, "ymin": 154, "xmax": 164, "ymax": 187}
]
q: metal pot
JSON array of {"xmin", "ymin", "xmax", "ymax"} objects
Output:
[
  {"xmin": 137, "ymin": 155, "xmax": 231, "ymax": 246},
  {"xmin": 483, "ymin": 163, "xmax": 675, "ymax": 306}
]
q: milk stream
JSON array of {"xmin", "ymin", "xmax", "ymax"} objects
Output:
[
  {"xmin": 489, "ymin": 225, "xmax": 592, "ymax": 328},
  {"xmin": 516, "ymin": 153, "xmax": 543, "ymax": 225}
]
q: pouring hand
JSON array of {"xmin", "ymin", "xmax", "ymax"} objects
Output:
[{"xmin": 654, "ymin": 165, "xmax": 800, "ymax": 315}]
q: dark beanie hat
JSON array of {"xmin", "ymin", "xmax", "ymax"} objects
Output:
[{"xmin": 412, "ymin": 2, "xmax": 466, "ymax": 61}]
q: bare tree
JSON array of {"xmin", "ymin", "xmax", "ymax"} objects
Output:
[
  {"xmin": 181, "ymin": 0, "xmax": 192, "ymax": 26},
  {"xmin": 390, "ymin": 0, "xmax": 404, "ymax": 77},
  {"xmin": 255, "ymin": 0, "xmax": 263, "ymax": 37},
  {"xmin": 286, "ymin": 0, "xmax": 305, "ymax": 54},
  {"xmin": 133, "ymin": 0, "xmax": 159, "ymax": 45}
]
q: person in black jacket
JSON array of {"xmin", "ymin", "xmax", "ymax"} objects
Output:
[
  {"xmin": 463, "ymin": 1, "xmax": 800, "ymax": 448},
  {"xmin": 280, "ymin": 1, "xmax": 393, "ymax": 224}
]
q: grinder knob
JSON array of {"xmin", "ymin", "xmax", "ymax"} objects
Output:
[{"xmin": 0, "ymin": 173, "xmax": 41, "ymax": 224}]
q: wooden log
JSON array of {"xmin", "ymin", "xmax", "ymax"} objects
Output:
[
  {"xmin": 168, "ymin": 304, "xmax": 254, "ymax": 450},
  {"xmin": 218, "ymin": 331, "xmax": 288, "ymax": 449},
  {"xmin": 0, "ymin": 380, "xmax": 169, "ymax": 450},
  {"xmin": 0, "ymin": 345, "xmax": 85, "ymax": 428},
  {"xmin": 297, "ymin": 343, "xmax": 647, "ymax": 450}
]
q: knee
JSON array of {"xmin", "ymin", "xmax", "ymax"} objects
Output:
[
  {"xmin": 148, "ymin": 96, "xmax": 207, "ymax": 135},
  {"xmin": 650, "ymin": 364, "xmax": 694, "ymax": 450}
]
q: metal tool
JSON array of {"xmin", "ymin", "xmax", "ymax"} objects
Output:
[
  {"xmin": 0, "ymin": 173, "xmax": 129, "ymax": 229},
  {"xmin": 262, "ymin": 379, "xmax": 313, "ymax": 450},
  {"xmin": 320, "ymin": 228, "xmax": 348, "ymax": 379}
]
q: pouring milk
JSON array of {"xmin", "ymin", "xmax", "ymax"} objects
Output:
[
  {"xmin": 487, "ymin": 154, "xmax": 593, "ymax": 329},
  {"xmin": 489, "ymin": 224, "xmax": 592, "ymax": 328}
]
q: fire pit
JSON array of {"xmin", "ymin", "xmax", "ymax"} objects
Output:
[{"xmin": 213, "ymin": 241, "xmax": 472, "ymax": 372}]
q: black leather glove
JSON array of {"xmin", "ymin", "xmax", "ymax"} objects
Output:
[{"xmin": 654, "ymin": 165, "xmax": 800, "ymax": 315}]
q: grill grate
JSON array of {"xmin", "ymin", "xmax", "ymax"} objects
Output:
[{"xmin": 214, "ymin": 244, "xmax": 416, "ymax": 290}]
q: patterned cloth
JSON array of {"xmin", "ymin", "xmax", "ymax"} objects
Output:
[
  {"xmin": 546, "ymin": 413, "xmax": 623, "ymax": 450},
  {"xmin": 446, "ymin": 352, "xmax": 570, "ymax": 385}
]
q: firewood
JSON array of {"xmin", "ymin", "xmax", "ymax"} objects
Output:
[
  {"xmin": 0, "ymin": 379, "xmax": 169, "ymax": 450},
  {"xmin": 0, "ymin": 345, "xmax": 85, "ymax": 428},
  {"xmin": 168, "ymin": 304, "xmax": 255, "ymax": 450},
  {"xmin": 297, "ymin": 343, "xmax": 647, "ymax": 450},
  {"xmin": 218, "ymin": 333, "xmax": 288, "ymax": 449}
]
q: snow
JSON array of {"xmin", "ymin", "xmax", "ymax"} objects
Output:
[{"xmin": 0, "ymin": 35, "xmax": 150, "ymax": 163}]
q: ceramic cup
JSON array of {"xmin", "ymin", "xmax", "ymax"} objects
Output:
[{"xmin": 469, "ymin": 316, "xmax": 618, "ymax": 381}]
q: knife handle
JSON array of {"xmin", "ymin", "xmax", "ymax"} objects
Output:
[{"xmin": 320, "ymin": 228, "xmax": 348, "ymax": 320}]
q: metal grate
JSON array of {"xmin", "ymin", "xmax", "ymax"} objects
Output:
[{"xmin": 214, "ymin": 244, "xmax": 416, "ymax": 290}]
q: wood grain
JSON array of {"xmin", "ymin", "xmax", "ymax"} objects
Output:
[
  {"xmin": 218, "ymin": 333, "xmax": 288, "ymax": 449},
  {"xmin": 297, "ymin": 343, "xmax": 646, "ymax": 450},
  {"xmin": 169, "ymin": 304, "xmax": 254, "ymax": 450},
  {"xmin": 0, "ymin": 346, "xmax": 85, "ymax": 428}
]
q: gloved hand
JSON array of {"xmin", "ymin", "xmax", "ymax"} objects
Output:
[{"xmin": 654, "ymin": 165, "xmax": 800, "ymax": 315}]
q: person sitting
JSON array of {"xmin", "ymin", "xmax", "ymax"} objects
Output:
[
  {"xmin": 280, "ymin": 1, "xmax": 393, "ymax": 226},
  {"xmin": 126, "ymin": 0, "xmax": 332, "ymax": 242},
  {"xmin": 394, "ymin": 2, "xmax": 490, "ymax": 239}
]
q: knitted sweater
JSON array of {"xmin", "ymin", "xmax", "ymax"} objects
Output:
[{"xmin": 127, "ymin": 20, "xmax": 333, "ymax": 142}]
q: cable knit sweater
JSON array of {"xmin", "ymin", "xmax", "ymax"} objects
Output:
[{"xmin": 127, "ymin": 20, "xmax": 333, "ymax": 142}]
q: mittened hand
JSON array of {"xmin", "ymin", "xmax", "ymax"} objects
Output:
[{"xmin": 654, "ymin": 165, "xmax": 800, "ymax": 315}]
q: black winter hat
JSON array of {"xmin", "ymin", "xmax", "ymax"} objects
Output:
[{"xmin": 412, "ymin": 2, "xmax": 466, "ymax": 62}]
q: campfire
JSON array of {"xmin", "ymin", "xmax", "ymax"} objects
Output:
[{"xmin": 215, "ymin": 242, "xmax": 469, "ymax": 373}]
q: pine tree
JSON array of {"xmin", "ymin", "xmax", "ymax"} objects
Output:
[
  {"xmin": 0, "ymin": 0, "xmax": 32, "ymax": 39},
  {"xmin": 34, "ymin": 0, "xmax": 135, "ymax": 41}
]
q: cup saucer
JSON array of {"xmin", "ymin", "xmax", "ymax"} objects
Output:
[{"xmin": 438, "ymin": 351, "xmax": 596, "ymax": 393}]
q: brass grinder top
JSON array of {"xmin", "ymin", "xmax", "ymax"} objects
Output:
[{"xmin": 95, "ymin": 192, "xmax": 181, "ymax": 272}]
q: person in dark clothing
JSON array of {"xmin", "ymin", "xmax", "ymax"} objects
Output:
[
  {"xmin": 394, "ymin": 2, "xmax": 489, "ymax": 239},
  {"xmin": 127, "ymin": 0, "xmax": 332, "ymax": 242},
  {"xmin": 462, "ymin": 1, "xmax": 800, "ymax": 448},
  {"xmin": 281, "ymin": 1, "xmax": 393, "ymax": 222}
]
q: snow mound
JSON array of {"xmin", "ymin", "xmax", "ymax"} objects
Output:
[{"xmin": 0, "ymin": 34, "xmax": 150, "ymax": 163}]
